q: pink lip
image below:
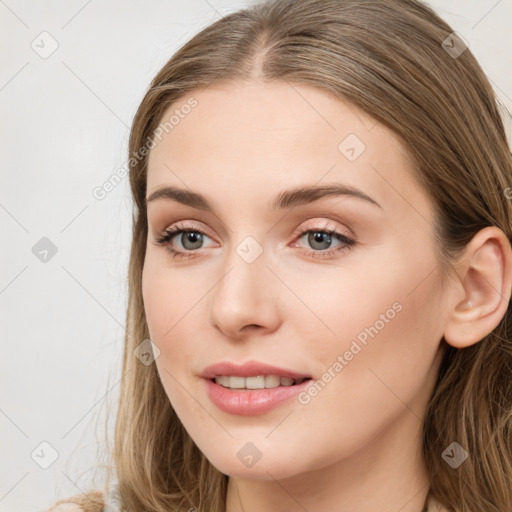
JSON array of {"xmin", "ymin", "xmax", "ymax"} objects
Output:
[
  {"xmin": 199, "ymin": 360, "xmax": 313, "ymax": 416},
  {"xmin": 203, "ymin": 378, "xmax": 313, "ymax": 416},
  {"xmin": 200, "ymin": 360, "xmax": 312, "ymax": 380}
]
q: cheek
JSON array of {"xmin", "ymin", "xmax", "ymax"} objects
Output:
[
  {"xmin": 274, "ymin": 278, "xmax": 439, "ymax": 468},
  {"xmin": 276, "ymin": 257, "xmax": 410, "ymax": 361},
  {"xmin": 142, "ymin": 263, "xmax": 201, "ymax": 417},
  {"xmin": 297, "ymin": 238, "xmax": 442, "ymax": 351},
  {"xmin": 288, "ymin": 249, "xmax": 443, "ymax": 401},
  {"xmin": 142, "ymin": 255, "xmax": 204, "ymax": 342},
  {"xmin": 142, "ymin": 258, "xmax": 215, "ymax": 399},
  {"xmin": 326, "ymin": 270, "xmax": 440, "ymax": 392}
]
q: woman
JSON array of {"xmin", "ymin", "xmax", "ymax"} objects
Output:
[{"xmin": 48, "ymin": 0, "xmax": 512, "ymax": 511}]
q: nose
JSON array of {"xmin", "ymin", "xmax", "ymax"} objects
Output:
[{"xmin": 209, "ymin": 245, "xmax": 281, "ymax": 340}]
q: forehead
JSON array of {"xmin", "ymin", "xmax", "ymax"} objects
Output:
[
  {"xmin": 149, "ymin": 80, "xmax": 378, "ymax": 167},
  {"xmin": 146, "ymin": 80, "xmax": 430, "ymax": 220}
]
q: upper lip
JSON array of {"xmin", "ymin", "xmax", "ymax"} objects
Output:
[{"xmin": 200, "ymin": 360, "xmax": 313, "ymax": 380}]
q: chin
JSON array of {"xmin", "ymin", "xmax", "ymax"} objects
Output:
[{"xmin": 205, "ymin": 450, "xmax": 309, "ymax": 481}]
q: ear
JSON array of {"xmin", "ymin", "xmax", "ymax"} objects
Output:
[{"xmin": 443, "ymin": 226, "xmax": 512, "ymax": 348}]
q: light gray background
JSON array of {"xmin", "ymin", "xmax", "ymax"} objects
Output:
[{"xmin": 1, "ymin": 1, "xmax": 511, "ymax": 511}]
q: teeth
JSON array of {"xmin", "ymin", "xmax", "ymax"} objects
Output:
[{"xmin": 214, "ymin": 375, "xmax": 305, "ymax": 389}]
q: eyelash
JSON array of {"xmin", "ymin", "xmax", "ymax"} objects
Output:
[{"xmin": 153, "ymin": 221, "xmax": 356, "ymax": 261}]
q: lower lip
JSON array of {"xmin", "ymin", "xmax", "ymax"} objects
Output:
[{"xmin": 203, "ymin": 378, "xmax": 313, "ymax": 416}]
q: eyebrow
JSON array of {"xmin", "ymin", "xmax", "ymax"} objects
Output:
[{"xmin": 146, "ymin": 184, "xmax": 382, "ymax": 210}]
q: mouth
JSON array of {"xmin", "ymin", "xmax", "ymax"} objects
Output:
[
  {"xmin": 200, "ymin": 360, "xmax": 313, "ymax": 382},
  {"xmin": 208, "ymin": 375, "xmax": 313, "ymax": 390},
  {"xmin": 203, "ymin": 375, "xmax": 314, "ymax": 415}
]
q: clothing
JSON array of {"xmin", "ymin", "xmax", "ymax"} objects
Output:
[{"xmin": 102, "ymin": 479, "xmax": 121, "ymax": 512}]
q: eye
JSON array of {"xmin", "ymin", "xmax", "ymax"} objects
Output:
[
  {"xmin": 152, "ymin": 222, "xmax": 215, "ymax": 260},
  {"xmin": 152, "ymin": 220, "xmax": 356, "ymax": 261},
  {"xmin": 291, "ymin": 221, "xmax": 356, "ymax": 259}
]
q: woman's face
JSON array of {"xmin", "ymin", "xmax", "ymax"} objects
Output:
[{"xmin": 142, "ymin": 79, "xmax": 451, "ymax": 479}]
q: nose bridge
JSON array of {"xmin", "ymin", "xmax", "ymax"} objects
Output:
[
  {"xmin": 209, "ymin": 232, "xmax": 280, "ymax": 337},
  {"xmin": 215, "ymin": 234, "xmax": 267, "ymax": 307}
]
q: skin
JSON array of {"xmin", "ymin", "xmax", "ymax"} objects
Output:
[{"xmin": 142, "ymin": 79, "xmax": 512, "ymax": 512}]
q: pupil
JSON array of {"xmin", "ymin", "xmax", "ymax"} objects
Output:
[
  {"xmin": 182, "ymin": 232, "xmax": 203, "ymax": 250},
  {"xmin": 309, "ymin": 231, "xmax": 331, "ymax": 250}
]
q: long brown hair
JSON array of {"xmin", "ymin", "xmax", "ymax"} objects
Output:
[{"xmin": 48, "ymin": 1, "xmax": 512, "ymax": 511}]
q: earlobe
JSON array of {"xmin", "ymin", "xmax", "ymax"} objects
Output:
[{"xmin": 443, "ymin": 226, "xmax": 512, "ymax": 349}]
